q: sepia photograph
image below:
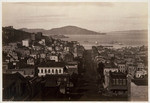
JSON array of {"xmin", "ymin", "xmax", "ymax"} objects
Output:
[{"xmin": 1, "ymin": 1, "xmax": 148, "ymax": 101}]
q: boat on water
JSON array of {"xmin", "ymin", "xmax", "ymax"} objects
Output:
[
  {"xmin": 110, "ymin": 41, "xmax": 123, "ymax": 45},
  {"xmin": 119, "ymin": 43, "xmax": 123, "ymax": 45},
  {"xmin": 95, "ymin": 41, "xmax": 98, "ymax": 44}
]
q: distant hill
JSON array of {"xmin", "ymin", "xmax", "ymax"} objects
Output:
[
  {"xmin": 20, "ymin": 25, "xmax": 106, "ymax": 35},
  {"xmin": 108, "ymin": 30, "xmax": 148, "ymax": 35},
  {"xmin": 19, "ymin": 28, "xmax": 46, "ymax": 33}
]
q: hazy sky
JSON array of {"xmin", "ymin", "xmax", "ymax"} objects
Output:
[{"xmin": 2, "ymin": 2, "xmax": 148, "ymax": 32}]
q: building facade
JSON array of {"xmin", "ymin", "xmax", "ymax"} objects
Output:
[{"xmin": 38, "ymin": 67, "xmax": 64, "ymax": 77}]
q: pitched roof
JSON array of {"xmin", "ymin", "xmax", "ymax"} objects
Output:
[
  {"xmin": 110, "ymin": 72, "xmax": 127, "ymax": 78},
  {"xmin": 38, "ymin": 61, "xmax": 65, "ymax": 67}
]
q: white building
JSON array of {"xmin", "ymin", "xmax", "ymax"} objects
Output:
[
  {"xmin": 118, "ymin": 63, "xmax": 126, "ymax": 73},
  {"xmin": 22, "ymin": 39, "xmax": 29, "ymax": 47},
  {"xmin": 47, "ymin": 46, "xmax": 53, "ymax": 51},
  {"xmin": 38, "ymin": 67, "xmax": 64, "ymax": 77},
  {"xmin": 41, "ymin": 39, "xmax": 45, "ymax": 45},
  {"xmin": 128, "ymin": 65, "xmax": 137, "ymax": 78},
  {"xmin": 103, "ymin": 66, "xmax": 119, "ymax": 89},
  {"xmin": 50, "ymin": 55, "xmax": 59, "ymax": 62},
  {"xmin": 137, "ymin": 62, "xmax": 145, "ymax": 71},
  {"xmin": 104, "ymin": 68, "xmax": 118, "ymax": 75},
  {"xmin": 39, "ymin": 39, "xmax": 45, "ymax": 45},
  {"xmin": 95, "ymin": 56, "xmax": 106, "ymax": 63},
  {"xmin": 64, "ymin": 47, "xmax": 70, "ymax": 52},
  {"xmin": 135, "ymin": 70, "xmax": 147, "ymax": 78}
]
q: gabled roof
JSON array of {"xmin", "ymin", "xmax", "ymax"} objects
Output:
[{"xmin": 38, "ymin": 61, "xmax": 65, "ymax": 67}]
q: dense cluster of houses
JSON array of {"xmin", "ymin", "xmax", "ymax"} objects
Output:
[
  {"xmin": 2, "ymin": 26, "xmax": 148, "ymax": 100},
  {"xmin": 92, "ymin": 45, "xmax": 148, "ymax": 96},
  {"xmin": 2, "ymin": 26, "xmax": 85, "ymax": 100}
]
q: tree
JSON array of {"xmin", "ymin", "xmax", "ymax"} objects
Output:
[
  {"xmin": 70, "ymin": 73, "xmax": 78, "ymax": 87},
  {"xmin": 97, "ymin": 62, "xmax": 104, "ymax": 75},
  {"xmin": 97, "ymin": 62, "xmax": 105, "ymax": 83}
]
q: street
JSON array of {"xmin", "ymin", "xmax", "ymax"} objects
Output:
[{"xmin": 31, "ymin": 50, "xmax": 128, "ymax": 101}]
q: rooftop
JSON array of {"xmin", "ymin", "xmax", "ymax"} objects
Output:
[
  {"xmin": 105, "ymin": 62, "xmax": 118, "ymax": 68},
  {"xmin": 38, "ymin": 61, "xmax": 65, "ymax": 67},
  {"xmin": 110, "ymin": 72, "xmax": 127, "ymax": 78}
]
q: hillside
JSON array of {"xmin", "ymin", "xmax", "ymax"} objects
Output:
[
  {"xmin": 3, "ymin": 26, "xmax": 32, "ymax": 44},
  {"xmin": 20, "ymin": 25, "xmax": 106, "ymax": 35}
]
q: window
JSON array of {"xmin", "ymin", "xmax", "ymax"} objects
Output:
[
  {"xmin": 56, "ymin": 69, "xmax": 58, "ymax": 74},
  {"xmin": 45, "ymin": 69, "xmax": 47, "ymax": 73},
  {"xmin": 48, "ymin": 69, "xmax": 50, "ymax": 73},
  {"xmin": 123, "ymin": 79, "xmax": 126, "ymax": 85},
  {"xmin": 119, "ymin": 79, "xmax": 122, "ymax": 85},
  {"xmin": 116, "ymin": 79, "xmax": 119, "ymax": 85},
  {"xmin": 59, "ymin": 69, "xmax": 62, "ymax": 73},
  {"xmin": 113, "ymin": 79, "xmax": 115, "ymax": 85},
  {"xmin": 52, "ymin": 69, "xmax": 54, "ymax": 73},
  {"xmin": 41, "ymin": 69, "xmax": 43, "ymax": 73}
]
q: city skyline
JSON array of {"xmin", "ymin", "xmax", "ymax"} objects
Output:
[{"xmin": 2, "ymin": 2, "xmax": 148, "ymax": 32}]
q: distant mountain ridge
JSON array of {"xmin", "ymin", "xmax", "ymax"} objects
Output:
[
  {"xmin": 19, "ymin": 28, "xmax": 46, "ymax": 33},
  {"xmin": 109, "ymin": 29, "xmax": 147, "ymax": 33},
  {"xmin": 20, "ymin": 25, "xmax": 106, "ymax": 35},
  {"xmin": 107, "ymin": 29, "xmax": 148, "ymax": 36}
]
